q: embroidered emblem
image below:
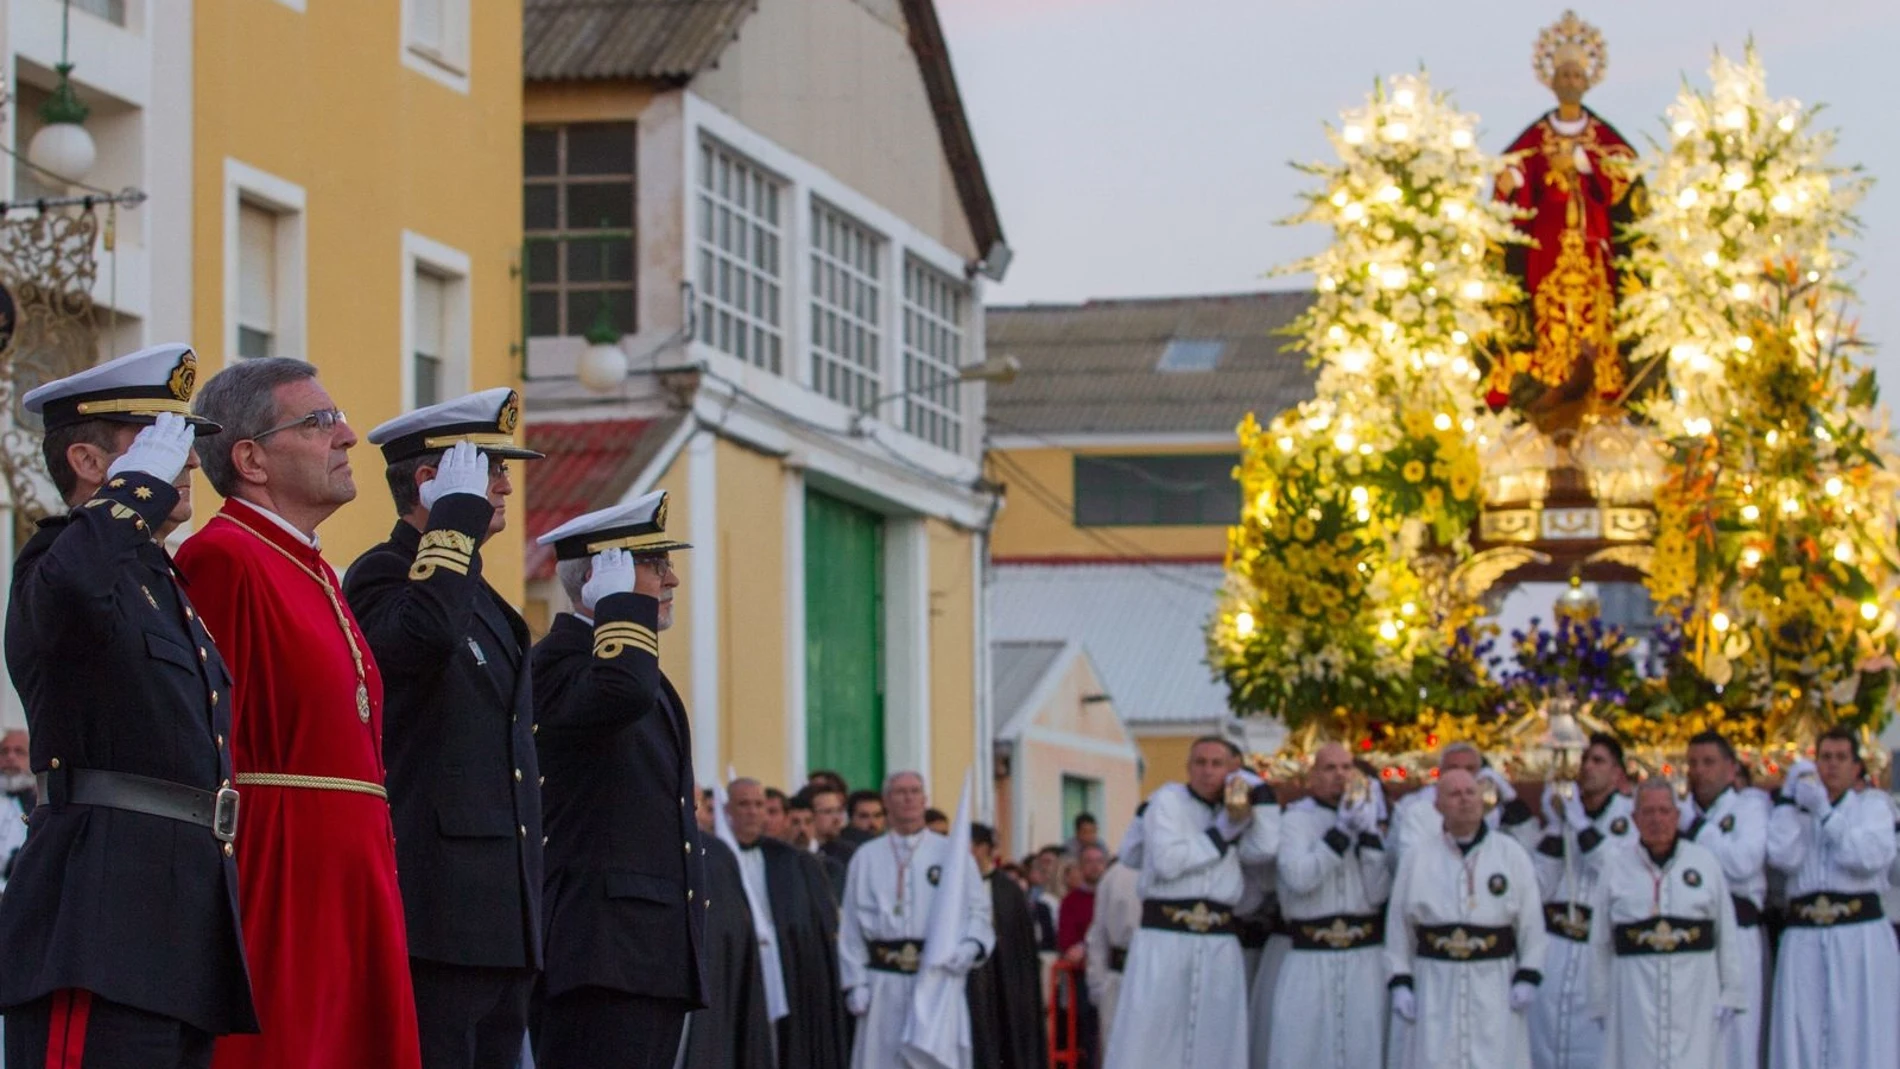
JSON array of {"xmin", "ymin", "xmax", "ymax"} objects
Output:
[
  {"xmin": 1488, "ymin": 873, "xmax": 1508, "ymax": 896},
  {"xmin": 1684, "ymin": 868, "xmax": 1702, "ymax": 888},
  {"xmin": 133, "ymin": 486, "xmax": 153, "ymax": 500},
  {"xmin": 873, "ymin": 941, "xmax": 922, "ymax": 973},
  {"xmin": 107, "ymin": 478, "xmax": 126, "ymax": 489},
  {"xmin": 1610, "ymin": 817, "xmax": 1629, "ymax": 836},
  {"xmin": 1302, "ymin": 917, "xmax": 1374, "ymax": 949},
  {"xmin": 1795, "ymin": 895, "xmax": 1861, "ymax": 926},
  {"xmin": 410, "ymin": 529, "xmax": 477, "ymax": 581},
  {"xmin": 1630, "ymin": 919, "xmax": 1702, "ymax": 953},
  {"xmin": 497, "ymin": 390, "xmax": 521, "ymax": 434},
  {"xmin": 1720, "ymin": 815, "xmax": 1735, "ymax": 833},
  {"xmin": 167, "ymin": 350, "xmax": 197, "ymax": 402},
  {"xmin": 926, "ymin": 864, "xmax": 943, "ymax": 887},
  {"xmin": 1548, "ymin": 910, "xmax": 1590, "ymax": 941},
  {"xmin": 654, "ymin": 494, "xmax": 670, "ymax": 531},
  {"xmin": 1163, "ymin": 902, "xmax": 1231, "ymax": 934},
  {"xmin": 1426, "ymin": 927, "xmax": 1498, "ymax": 960}
]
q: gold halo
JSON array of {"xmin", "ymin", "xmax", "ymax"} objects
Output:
[{"xmin": 1533, "ymin": 10, "xmax": 1608, "ymax": 91}]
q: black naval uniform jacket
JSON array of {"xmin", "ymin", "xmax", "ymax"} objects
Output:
[
  {"xmin": 342, "ymin": 495, "xmax": 542, "ymax": 970},
  {"xmin": 531, "ymin": 591, "xmax": 707, "ymax": 1007},
  {"xmin": 0, "ymin": 471, "xmax": 256, "ymax": 1035}
]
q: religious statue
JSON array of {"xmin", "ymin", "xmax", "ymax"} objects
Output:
[{"xmin": 1486, "ymin": 11, "xmax": 1646, "ymax": 424}]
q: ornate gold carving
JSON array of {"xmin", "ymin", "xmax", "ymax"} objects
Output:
[
  {"xmin": 1628, "ymin": 918, "xmax": 1702, "ymax": 952},
  {"xmin": 1794, "ymin": 895, "xmax": 1861, "ymax": 927},
  {"xmin": 1480, "ymin": 508, "xmax": 1540, "ymax": 543},
  {"xmin": 497, "ymin": 390, "xmax": 521, "ymax": 434},
  {"xmin": 1425, "ymin": 927, "xmax": 1498, "ymax": 960},
  {"xmin": 167, "ymin": 350, "xmax": 197, "ymax": 402},
  {"xmin": 1164, "ymin": 902, "xmax": 1231, "ymax": 935},
  {"xmin": 1533, "ymin": 10, "xmax": 1608, "ymax": 91}
]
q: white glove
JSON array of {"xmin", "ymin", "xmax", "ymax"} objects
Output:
[
  {"xmin": 947, "ymin": 939, "xmax": 982, "ymax": 974},
  {"xmin": 580, "ymin": 548, "xmax": 637, "ymax": 612},
  {"xmin": 1540, "ymin": 781, "xmax": 1563, "ymax": 825},
  {"xmin": 1793, "ymin": 776, "xmax": 1830, "ymax": 815},
  {"xmin": 1391, "ymin": 986, "xmax": 1417, "ymax": 1021},
  {"xmin": 846, "ymin": 986, "xmax": 870, "ymax": 1017},
  {"xmin": 1509, "ymin": 981, "xmax": 1537, "ymax": 1013},
  {"xmin": 1477, "ymin": 766, "xmax": 1517, "ymax": 805},
  {"xmin": 107, "ymin": 411, "xmax": 194, "ymax": 485},
  {"xmin": 419, "ymin": 440, "xmax": 489, "ymax": 510},
  {"xmin": 1214, "ymin": 810, "xmax": 1251, "ymax": 842},
  {"xmin": 1785, "ymin": 759, "xmax": 1817, "ymax": 786}
]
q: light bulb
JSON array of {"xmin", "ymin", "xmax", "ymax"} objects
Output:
[
  {"xmin": 1835, "ymin": 542, "xmax": 1855, "ymax": 564},
  {"xmin": 1777, "ymin": 114, "xmax": 1795, "ymax": 133},
  {"xmin": 1734, "ymin": 336, "xmax": 1754, "ymax": 353},
  {"xmin": 1432, "ymin": 413, "xmax": 1453, "ymax": 432},
  {"xmin": 1862, "ymin": 602, "xmax": 1881, "ymax": 623},
  {"xmin": 1451, "ymin": 330, "xmax": 1469, "ymax": 346},
  {"xmin": 576, "ymin": 339, "xmax": 630, "ymax": 393},
  {"xmin": 1381, "ymin": 122, "xmax": 1410, "ymax": 142},
  {"xmin": 1342, "ymin": 124, "xmax": 1366, "ymax": 145},
  {"xmin": 1460, "ymin": 280, "xmax": 1485, "ymax": 300},
  {"xmin": 1672, "ymin": 119, "xmax": 1696, "ymax": 137},
  {"xmin": 1771, "ymin": 193, "xmax": 1794, "ymax": 213},
  {"xmin": 1765, "ymin": 429, "xmax": 1779, "ymax": 447},
  {"xmin": 1732, "ymin": 282, "xmax": 1753, "ymax": 300},
  {"xmin": 1710, "ymin": 611, "xmax": 1731, "ymax": 633},
  {"xmin": 1330, "ymin": 190, "xmax": 1350, "ymax": 208},
  {"xmin": 1825, "ymin": 476, "xmax": 1844, "ymax": 497},
  {"xmin": 1277, "ymin": 436, "xmax": 1295, "ymax": 454},
  {"xmin": 1723, "ymin": 171, "xmax": 1747, "ymax": 192},
  {"xmin": 1333, "ymin": 431, "xmax": 1357, "ymax": 452},
  {"xmin": 1378, "ymin": 621, "xmax": 1401, "ymax": 642},
  {"xmin": 1702, "ymin": 251, "xmax": 1721, "ymax": 267},
  {"xmin": 1721, "ymin": 108, "xmax": 1746, "ymax": 130},
  {"xmin": 1400, "ymin": 601, "xmax": 1417, "ymax": 617},
  {"xmin": 1740, "ymin": 546, "xmax": 1762, "ymax": 568},
  {"xmin": 1381, "ymin": 267, "xmax": 1409, "ymax": 289},
  {"xmin": 1443, "ymin": 201, "xmax": 1467, "ymax": 221},
  {"xmin": 1393, "ymin": 88, "xmax": 1416, "ymax": 108},
  {"xmin": 1342, "ymin": 203, "xmax": 1366, "ymax": 223},
  {"xmin": 1450, "ymin": 129, "xmax": 1473, "ymax": 149},
  {"xmin": 1780, "ymin": 497, "xmax": 1800, "ymax": 516},
  {"xmin": 1235, "ymin": 611, "xmax": 1256, "ymax": 638},
  {"xmin": 1740, "ymin": 504, "xmax": 1760, "ymax": 523},
  {"xmin": 1378, "ymin": 185, "xmax": 1403, "ymax": 203},
  {"xmin": 1677, "ymin": 188, "xmax": 1699, "ymax": 208},
  {"xmin": 1339, "ymin": 348, "xmax": 1370, "ymax": 373},
  {"xmin": 1350, "ymin": 486, "xmax": 1369, "ymax": 504},
  {"xmin": 1327, "ymin": 325, "xmax": 1346, "ymax": 343}
]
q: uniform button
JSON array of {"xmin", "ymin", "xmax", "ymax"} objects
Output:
[
  {"xmin": 222, "ymin": 842, "xmax": 234, "ymax": 857},
  {"xmin": 542, "ymin": 835, "xmax": 549, "ymax": 846},
  {"xmin": 704, "ymin": 899, "xmax": 712, "ymax": 909},
  {"xmin": 210, "ymin": 690, "xmax": 220, "ymax": 705},
  {"xmin": 186, "ymin": 606, "xmax": 195, "ymax": 619},
  {"xmin": 216, "ymin": 735, "xmax": 225, "ymax": 749},
  {"xmin": 198, "ymin": 647, "xmax": 208, "ymax": 662},
  {"xmin": 532, "ymin": 724, "xmax": 539, "ymax": 735},
  {"xmin": 221, "ymin": 779, "xmax": 231, "ymax": 789},
  {"xmin": 49, "ymin": 758, "xmax": 60, "ymax": 770},
  {"xmin": 679, "ymin": 796, "xmax": 686, "ymax": 808},
  {"xmin": 538, "ymin": 776, "xmax": 546, "ymax": 787},
  {"xmin": 688, "ymin": 889, "xmax": 694, "ymax": 901},
  {"xmin": 518, "ymin": 825, "xmax": 527, "ymax": 838},
  {"xmin": 514, "ymin": 769, "xmax": 523, "ymax": 783},
  {"xmin": 684, "ymin": 841, "xmax": 692, "ymax": 855}
]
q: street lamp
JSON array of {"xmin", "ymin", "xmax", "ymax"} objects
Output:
[
  {"xmin": 850, "ymin": 354, "xmax": 1021, "ymax": 435},
  {"xmin": 27, "ymin": 1, "xmax": 96, "ymax": 188},
  {"xmin": 575, "ymin": 301, "xmax": 628, "ymax": 394}
]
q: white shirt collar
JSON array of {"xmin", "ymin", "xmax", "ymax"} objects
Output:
[
  {"xmin": 570, "ymin": 611, "xmax": 595, "ymax": 626},
  {"xmin": 238, "ymin": 498, "xmax": 321, "ymax": 549},
  {"xmin": 1548, "ymin": 111, "xmax": 1589, "ymax": 137}
]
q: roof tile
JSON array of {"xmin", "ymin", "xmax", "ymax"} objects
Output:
[{"xmin": 523, "ymin": 415, "xmax": 679, "ymax": 579}]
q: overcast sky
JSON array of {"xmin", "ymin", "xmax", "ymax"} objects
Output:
[{"xmin": 938, "ymin": 0, "xmax": 1895, "ymax": 389}]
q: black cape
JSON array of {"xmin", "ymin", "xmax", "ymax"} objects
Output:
[
  {"xmin": 968, "ymin": 872, "xmax": 1048, "ymax": 1069},
  {"xmin": 758, "ymin": 838, "xmax": 851, "ymax": 1069},
  {"xmin": 683, "ymin": 837, "xmax": 774, "ymax": 1069}
]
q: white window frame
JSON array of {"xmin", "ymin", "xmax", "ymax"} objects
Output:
[
  {"xmin": 901, "ymin": 256, "xmax": 967, "ymax": 453},
  {"xmin": 222, "ymin": 159, "xmax": 307, "ymax": 367},
  {"xmin": 401, "ymin": 230, "xmax": 472, "ymax": 409},
  {"xmin": 401, "ymin": 0, "xmax": 471, "ymax": 94},
  {"xmin": 695, "ymin": 137, "xmax": 786, "ymax": 374},
  {"xmin": 808, "ymin": 198, "xmax": 886, "ymax": 413}
]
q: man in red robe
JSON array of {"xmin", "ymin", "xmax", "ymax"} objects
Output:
[
  {"xmin": 1488, "ymin": 11, "xmax": 1644, "ymax": 413},
  {"xmin": 178, "ymin": 358, "xmax": 422, "ymax": 1069}
]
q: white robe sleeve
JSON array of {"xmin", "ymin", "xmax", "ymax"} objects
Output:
[
  {"xmin": 1584, "ymin": 861, "xmax": 1613, "ymax": 1021},
  {"xmin": 1702, "ymin": 795, "xmax": 1769, "ymax": 886},
  {"xmin": 1508, "ymin": 842, "xmax": 1550, "ymax": 982},
  {"xmin": 1238, "ymin": 802, "xmax": 1280, "ymax": 866},
  {"xmin": 1277, "ymin": 811, "xmax": 1348, "ymax": 896},
  {"xmin": 1765, "ymin": 801, "xmax": 1809, "ymax": 874},
  {"xmin": 838, "ymin": 850, "xmax": 869, "ymax": 995},
  {"xmin": 1145, "ymin": 790, "xmax": 1226, "ymax": 883},
  {"xmin": 1707, "ymin": 863, "xmax": 1747, "ymax": 1010},
  {"xmin": 962, "ymin": 852, "xmax": 996, "ymax": 958},
  {"xmin": 1820, "ymin": 792, "xmax": 1897, "ymax": 876},
  {"xmin": 1359, "ymin": 835, "xmax": 1394, "ymax": 903},
  {"xmin": 1383, "ymin": 849, "xmax": 1419, "ymax": 983}
]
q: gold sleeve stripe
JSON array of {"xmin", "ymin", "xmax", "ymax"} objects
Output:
[{"xmin": 593, "ymin": 629, "xmax": 658, "ymax": 652}]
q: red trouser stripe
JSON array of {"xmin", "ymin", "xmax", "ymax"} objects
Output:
[{"xmin": 46, "ymin": 988, "xmax": 92, "ymax": 1069}]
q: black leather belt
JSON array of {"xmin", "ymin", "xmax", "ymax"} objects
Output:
[
  {"xmin": 1287, "ymin": 912, "xmax": 1385, "ymax": 951},
  {"xmin": 1141, "ymin": 898, "xmax": 1238, "ymax": 937},
  {"xmin": 36, "ymin": 768, "xmax": 238, "ymax": 844},
  {"xmin": 867, "ymin": 939, "xmax": 924, "ymax": 974},
  {"xmin": 1544, "ymin": 902, "xmax": 1593, "ymax": 942},
  {"xmin": 1415, "ymin": 924, "xmax": 1517, "ymax": 962},
  {"xmin": 1733, "ymin": 895, "xmax": 1761, "ymax": 929},
  {"xmin": 1785, "ymin": 892, "xmax": 1884, "ymax": 928},
  {"xmin": 1108, "ymin": 945, "xmax": 1127, "ymax": 972},
  {"xmin": 1614, "ymin": 915, "xmax": 1717, "ymax": 955}
]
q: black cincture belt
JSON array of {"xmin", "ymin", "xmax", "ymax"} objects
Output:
[
  {"xmin": 1141, "ymin": 898, "xmax": 1238, "ymax": 937},
  {"xmin": 867, "ymin": 939, "xmax": 924, "ymax": 974},
  {"xmin": 1238, "ymin": 913, "xmax": 1273, "ymax": 950},
  {"xmin": 1785, "ymin": 892, "xmax": 1884, "ymax": 928},
  {"xmin": 1415, "ymin": 924, "xmax": 1517, "ymax": 962},
  {"xmin": 1108, "ymin": 946, "xmax": 1128, "ymax": 972},
  {"xmin": 36, "ymin": 768, "xmax": 238, "ymax": 844},
  {"xmin": 1613, "ymin": 916, "xmax": 1716, "ymax": 955},
  {"xmin": 1287, "ymin": 912, "xmax": 1385, "ymax": 951},
  {"xmin": 1733, "ymin": 895, "xmax": 1761, "ymax": 929},
  {"xmin": 1544, "ymin": 902, "xmax": 1593, "ymax": 942}
]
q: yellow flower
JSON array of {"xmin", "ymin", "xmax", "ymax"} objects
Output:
[
  {"xmin": 1424, "ymin": 487, "xmax": 1445, "ymax": 512},
  {"xmin": 1327, "ymin": 608, "xmax": 1351, "ymax": 627},
  {"xmin": 1403, "ymin": 460, "xmax": 1427, "ymax": 483},
  {"xmin": 1449, "ymin": 466, "xmax": 1477, "ymax": 502},
  {"xmin": 1401, "ymin": 409, "xmax": 1433, "ymax": 438},
  {"xmin": 1292, "ymin": 517, "xmax": 1317, "ymax": 542},
  {"xmin": 1319, "ymin": 586, "xmax": 1344, "ymax": 607},
  {"xmin": 1335, "ymin": 533, "xmax": 1356, "ymax": 551}
]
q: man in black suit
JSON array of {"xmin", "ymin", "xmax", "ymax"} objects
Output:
[
  {"xmin": 345, "ymin": 389, "xmax": 546, "ymax": 1069},
  {"xmin": 0, "ymin": 345, "xmax": 255, "ymax": 1068},
  {"xmin": 532, "ymin": 494, "xmax": 706, "ymax": 1069}
]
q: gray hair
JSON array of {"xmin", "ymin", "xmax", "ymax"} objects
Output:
[
  {"xmin": 883, "ymin": 770, "xmax": 925, "ymax": 794},
  {"xmin": 556, "ymin": 557, "xmax": 590, "ymax": 611},
  {"xmin": 384, "ymin": 453, "xmax": 438, "ymax": 516},
  {"xmin": 1634, "ymin": 778, "xmax": 1678, "ymax": 804},
  {"xmin": 193, "ymin": 358, "xmax": 318, "ymax": 496}
]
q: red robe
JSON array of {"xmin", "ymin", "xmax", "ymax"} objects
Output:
[
  {"xmin": 1489, "ymin": 107, "xmax": 1641, "ymax": 408},
  {"xmin": 176, "ymin": 497, "xmax": 421, "ymax": 1069}
]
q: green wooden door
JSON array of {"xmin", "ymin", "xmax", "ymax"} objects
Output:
[{"xmin": 805, "ymin": 491, "xmax": 885, "ymax": 792}]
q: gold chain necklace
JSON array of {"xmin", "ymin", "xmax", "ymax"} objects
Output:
[{"xmin": 220, "ymin": 511, "xmax": 373, "ymax": 724}]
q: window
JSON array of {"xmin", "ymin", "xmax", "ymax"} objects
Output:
[
  {"xmin": 1073, "ymin": 454, "xmax": 1240, "ymax": 527},
  {"xmin": 72, "ymin": 0, "xmax": 126, "ymax": 27},
  {"xmin": 901, "ymin": 258, "xmax": 966, "ymax": 452},
  {"xmin": 403, "ymin": 231, "xmax": 471, "ymax": 409},
  {"xmin": 524, "ymin": 123, "xmax": 636, "ymax": 338},
  {"xmin": 1157, "ymin": 338, "xmax": 1226, "ymax": 373},
  {"xmin": 237, "ymin": 203, "xmax": 279, "ymax": 360},
  {"xmin": 696, "ymin": 140, "xmax": 784, "ymax": 372},
  {"xmin": 1061, "ymin": 775, "xmax": 1103, "ymax": 840},
  {"xmin": 403, "ymin": 0, "xmax": 470, "ymax": 90},
  {"xmin": 413, "ymin": 271, "xmax": 447, "ymax": 407},
  {"xmin": 810, "ymin": 200, "xmax": 884, "ymax": 411}
]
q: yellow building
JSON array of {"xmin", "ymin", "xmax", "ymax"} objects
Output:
[
  {"xmin": 985, "ymin": 293, "xmax": 1313, "ymax": 806},
  {"xmin": 517, "ymin": 0, "xmax": 1008, "ymax": 812}
]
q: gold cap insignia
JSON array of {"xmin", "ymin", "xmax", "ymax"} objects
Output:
[
  {"xmin": 168, "ymin": 350, "xmax": 198, "ymax": 402},
  {"xmin": 497, "ymin": 390, "xmax": 522, "ymax": 435},
  {"xmin": 654, "ymin": 493, "xmax": 669, "ymax": 531}
]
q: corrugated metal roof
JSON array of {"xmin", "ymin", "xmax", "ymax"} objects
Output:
[
  {"xmin": 984, "ymin": 291, "xmax": 1317, "ymax": 438},
  {"xmin": 523, "ymin": 415, "xmax": 682, "ymax": 579},
  {"xmin": 992, "ymin": 639, "xmax": 1069, "ymax": 736},
  {"xmin": 523, "ymin": 0, "xmax": 757, "ymax": 82},
  {"xmin": 990, "ymin": 562, "xmax": 1230, "ymax": 727}
]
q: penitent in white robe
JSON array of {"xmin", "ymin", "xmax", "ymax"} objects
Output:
[
  {"xmin": 1085, "ymin": 857, "xmax": 1141, "ymax": 1057},
  {"xmin": 838, "ymin": 829, "xmax": 994, "ymax": 1069},
  {"xmin": 1263, "ymin": 798, "xmax": 1392, "ymax": 1069},
  {"xmin": 1528, "ymin": 791, "xmax": 1635, "ymax": 1069},
  {"xmin": 1684, "ymin": 786, "xmax": 1771, "ymax": 1069},
  {"xmin": 1587, "ymin": 838, "xmax": 1745, "ymax": 1069},
  {"xmin": 1384, "ymin": 823, "xmax": 1547, "ymax": 1069},
  {"xmin": 1765, "ymin": 787, "xmax": 1900, "ymax": 1069},
  {"xmin": 1104, "ymin": 783, "xmax": 1279, "ymax": 1069}
]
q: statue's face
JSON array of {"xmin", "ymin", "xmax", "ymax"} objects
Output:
[{"xmin": 1552, "ymin": 61, "xmax": 1589, "ymax": 107}]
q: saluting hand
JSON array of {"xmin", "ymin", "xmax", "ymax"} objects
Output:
[
  {"xmin": 108, "ymin": 411, "xmax": 195, "ymax": 485},
  {"xmin": 581, "ymin": 548, "xmax": 637, "ymax": 612},
  {"xmin": 420, "ymin": 440, "xmax": 489, "ymax": 509}
]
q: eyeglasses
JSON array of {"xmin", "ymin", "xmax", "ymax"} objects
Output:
[
  {"xmin": 250, "ymin": 408, "xmax": 349, "ymax": 443},
  {"xmin": 635, "ymin": 556, "xmax": 676, "ymax": 578}
]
